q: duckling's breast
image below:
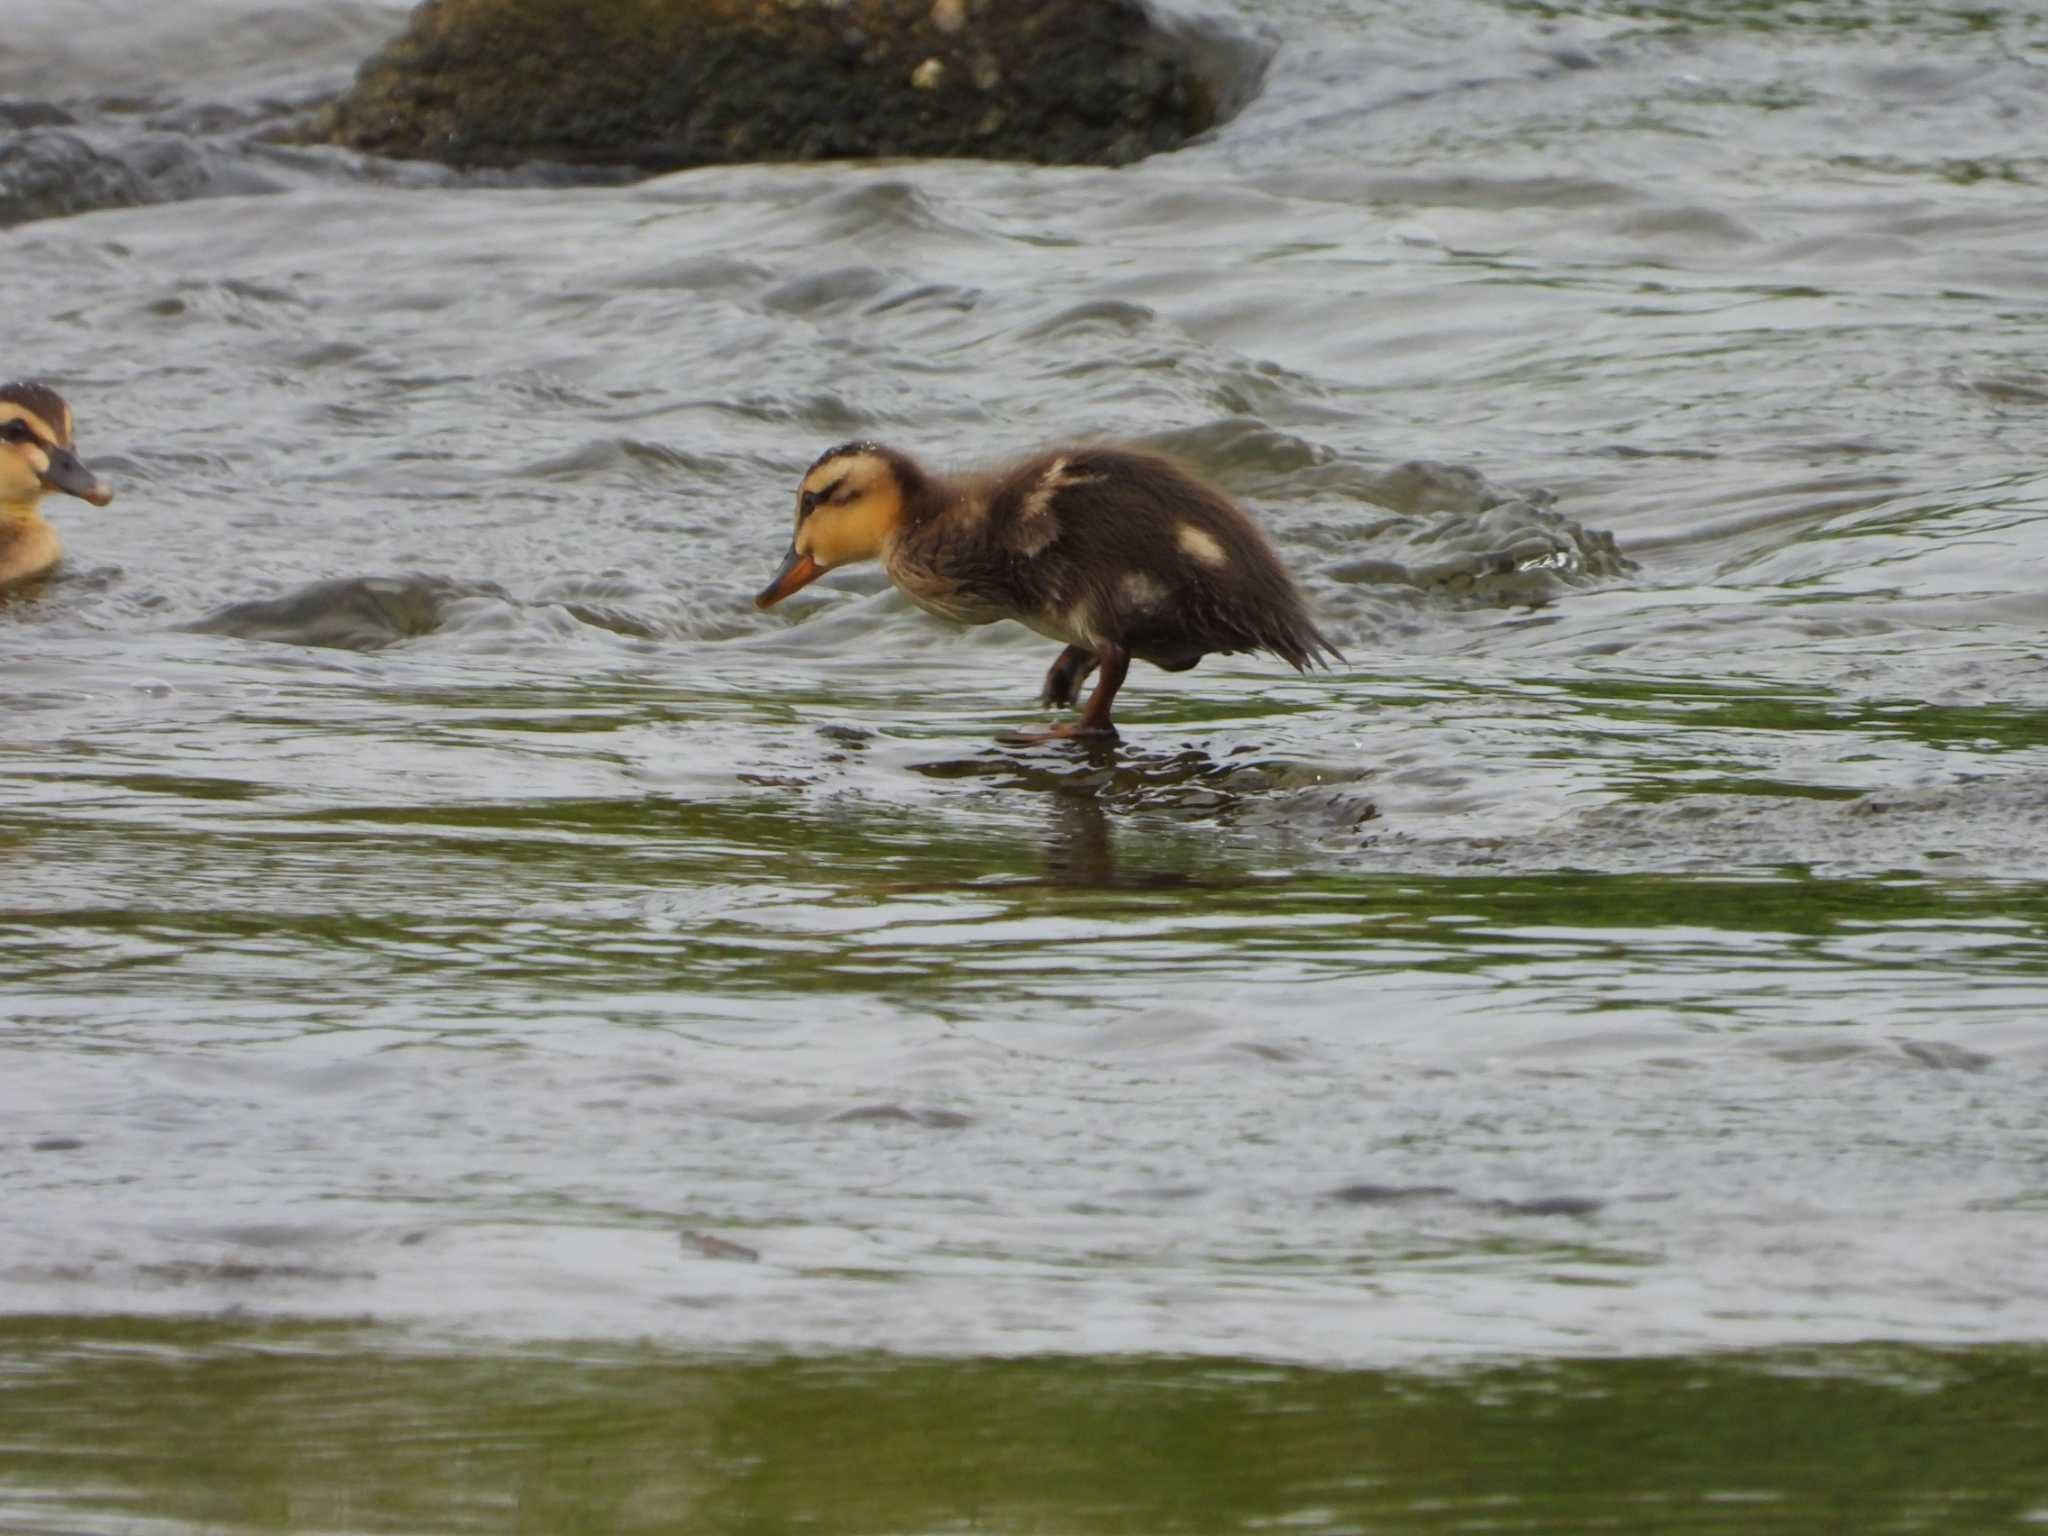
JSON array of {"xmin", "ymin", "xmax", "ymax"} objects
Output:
[
  {"xmin": 900, "ymin": 579, "xmax": 1012, "ymax": 628},
  {"xmin": 0, "ymin": 511, "xmax": 60, "ymax": 590},
  {"xmin": 884, "ymin": 537, "xmax": 1013, "ymax": 628}
]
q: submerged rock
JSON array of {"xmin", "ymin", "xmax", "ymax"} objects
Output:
[
  {"xmin": 311, "ymin": 0, "xmax": 1246, "ymax": 172},
  {"xmin": 188, "ymin": 574, "xmax": 495, "ymax": 651},
  {"xmin": 0, "ymin": 130, "xmax": 151, "ymax": 226},
  {"xmin": 0, "ymin": 127, "xmax": 281, "ymax": 227}
]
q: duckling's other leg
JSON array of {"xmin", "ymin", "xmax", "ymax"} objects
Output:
[{"xmin": 1040, "ymin": 645, "xmax": 1099, "ymax": 708}]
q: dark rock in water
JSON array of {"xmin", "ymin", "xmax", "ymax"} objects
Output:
[
  {"xmin": 0, "ymin": 130, "xmax": 153, "ymax": 226},
  {"xmin": 829, "ymin": 1103, "xmax": 972, "ymax": 1128},
  {"xmin": 680, "ymin": 1229, "xmax": 761, "ymax": 1262},
  {"xmin": 0, "ymin": 127, "xmax": 282, "ymax": 227},
  {"xmin": 0, "ymin": 101, "xmax": 78, "ymax": 130},
  {"xmin": 310, "ymin": 0, "xmax": 1251, "ymax": 172},
  {"xmin": 1330, "ymin": 1182, "xmax": 1460, "ymax": 1205},
  {"xmin": 188, "ymin": 574, "xmax": 495, "ymax": 651},
  {"xmin": 1316, "ymin": 458, "xmax": 1636, "ymax": 609},
  {"xmin": 1487, "ymin": 1195, "xmax": 1604, "ymax": 1219}
]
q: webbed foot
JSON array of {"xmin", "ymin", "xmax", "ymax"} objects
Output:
[{"xmin": 996, "ymin": 722, "xmax": 1120, "ymax": 747}]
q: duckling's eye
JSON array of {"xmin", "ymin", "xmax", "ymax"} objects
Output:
[
  {"xmin": 0, "ymin": 420, "xmax": 31, "ymax": 444},
  {"xmin": 800, "ymin": 477, "xmax": 849, "ymax": 517}
]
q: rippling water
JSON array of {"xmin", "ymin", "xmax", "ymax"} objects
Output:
[{"xmin": 7, "ymin": 0, "xmax": 2048, "ymax": 1527}]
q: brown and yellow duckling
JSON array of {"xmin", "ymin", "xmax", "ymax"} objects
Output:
[
  {"xmin": 0, "ymin": 381, "xmax": 114, "ymax": 591},
  {"xmin": 755, "ymin": 442, "xmax": 1340, "ymax": 740}
]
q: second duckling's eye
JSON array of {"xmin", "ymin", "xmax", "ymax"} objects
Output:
[{"xmin": 800, "ymin": 489, "xmax": 819, "ymax": 517}]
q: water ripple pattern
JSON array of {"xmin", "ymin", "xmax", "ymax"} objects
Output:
[{"xmin": 5, "ymin": 0, "xmax": 2048, "ymax": 1393}]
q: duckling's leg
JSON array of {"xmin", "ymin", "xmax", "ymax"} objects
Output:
[
  {"xmin": 1040, "ymin": 645, "xmax": 1099, "ymax": 708},
  {"xmin": 1070, "ymin": 645, "xmax": 1130, "ymax": 736},
  {"xmin": 1001, "ymin": 645, "xmax": 1128, "ymax": 744}
]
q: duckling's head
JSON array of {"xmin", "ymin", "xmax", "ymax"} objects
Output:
[
  {"xmin": 755, "ymin": 442, "xmax": 919, "ymax": 608},
  {"xmin": 0, "ymin": 382, "xmax": 113, "ymax": 511}
]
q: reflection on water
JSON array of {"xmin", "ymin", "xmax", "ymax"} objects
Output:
[
  {"xmin": 2, "ymin": 1319, "xmax": 2046, "ymax": 1534},
  {"xmin": 911, "ymin": 739, "xmax": 1380, "ymax": 890},
  {"xmin": 1042, "ymin": 787, "xmax": 1123, "ymax": 888}
]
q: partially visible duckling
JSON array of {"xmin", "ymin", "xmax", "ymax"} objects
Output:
[
  {"xmin": 0, "ymin": 381, "xmax": 114, "ymax": 591},
  {"xmin": 755, "ymin": 441, "xmax": 1340, "ymax": 740}
]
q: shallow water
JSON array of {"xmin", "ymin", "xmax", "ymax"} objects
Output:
[
  {"xmin": 7, "ymin": 0, "xmax": 2048, "ymax": 1526},
  {"xmin": 5, "ymin": 1321, "xmax": 2047, "ymax": 1534}
]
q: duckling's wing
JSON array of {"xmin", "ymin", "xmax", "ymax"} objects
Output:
[{"xmin": 992, "ymin": 447, "xmax": 1341, "ymax": 672}]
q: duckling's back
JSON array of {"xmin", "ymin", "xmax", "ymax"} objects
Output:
[{"xmin": 984, "ymin": 446, "xmax": 1340, "ymax": 672}]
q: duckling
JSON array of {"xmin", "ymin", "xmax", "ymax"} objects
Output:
[
  {"xmin": 0, "ymin": 381, "xmax": 114, "ymax": 591},
  {"xmin": 755, "ymin": 441, "xmax": 1340, "ymax": 740}
]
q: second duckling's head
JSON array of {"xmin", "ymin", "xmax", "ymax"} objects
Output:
[
  {"xmin": 0, "ymin": 382, "xmax": 114, "ymax": 511},
  {"xmin": 755, "ymin": 442, "xmax": 920, "ymax": 608}
]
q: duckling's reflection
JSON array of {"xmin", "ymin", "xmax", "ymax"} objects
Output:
[
  {"xmin": 1033, "ymin": 779, "xmax": 1274, "ymax": 892},
  {"xmin": 906, "ymin": 735, "xmax": 1361, "ymax": 891},
  {"xmin": 909, "ymin": 738, "xmax": 1197, "ymax": 888},
  {"xmin": 1041, "ymin": 787, "xmax": 1119, "ymax": 887},
  {"xmin": 1030, "ymin": 736, "xmax": 1231, "ymax": 890}
]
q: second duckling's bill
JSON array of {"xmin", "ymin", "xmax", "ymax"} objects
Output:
[{"xmin": 756, "ymin": 441, "xmax": 1340, "ymax": 741}]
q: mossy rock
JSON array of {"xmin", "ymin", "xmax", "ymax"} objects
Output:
[{"xmin": 313, "ymin": 0, "xmax": 1235, "ymax": 172}]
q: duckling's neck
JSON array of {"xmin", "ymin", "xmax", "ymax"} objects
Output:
[
  {"xmin": 908, "ymin": 472, "xmax": 978, "ymax": 528},
  {"xmin": 0, "ymin": 496, "xmax": 59, "ymax": 588}
]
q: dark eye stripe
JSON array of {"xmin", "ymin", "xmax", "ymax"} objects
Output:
[{"xmin": 800, "ymin": 476, "xmax": 847, "ymax": 517}]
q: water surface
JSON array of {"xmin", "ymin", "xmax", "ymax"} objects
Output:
[{"xmin": 6, "ymin": 0, "xmax": 2048, "ymax": 1525}]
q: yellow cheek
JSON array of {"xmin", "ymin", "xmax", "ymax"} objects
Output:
[
  {"xmin": 0, "ymin": 451, "xmax": 42, "ymax": 502},
  {"xmin": 794, "ymin": 521, "xmax": 847, "ymax": 567}
]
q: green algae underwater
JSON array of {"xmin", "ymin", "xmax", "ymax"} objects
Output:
[{"xmin": 4, "ymin": 1318, "xmax": 2047, "ymax": 1532}]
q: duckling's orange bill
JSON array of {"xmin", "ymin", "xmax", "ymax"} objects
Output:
[
  {"xmin": 755, "ymin": 546, "xmax": 822, "ymax": 608},
  {"xmin": 40, "ymin": 445, "xmax": 113, "ymax": 507}
]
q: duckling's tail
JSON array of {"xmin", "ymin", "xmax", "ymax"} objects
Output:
[{"xmin": 1270, "ymin": 618, "xmax": 1346, "ymax": 674}]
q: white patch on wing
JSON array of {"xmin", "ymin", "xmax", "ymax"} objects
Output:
[
  {"xmin": 1063, "ymin": 598, "xmax": 1098, "ymax": 648},
  {"xmin": 1012, "ymin": 457, "xmax": 1107, "ymax": 558},
  {"xmin": 1027, "ymin": 459, "xmax": 1066, "ymax": 506},
  {"xmin": 1010, "ymin": 458, "xmax": 1065, "ymax": 556},
  {"xmin": 1119, "ymin": 570, "xmax": 1169, "ymax": 614},
  {"xmin": 1177, "ymin": 523, "xmax": 1228, "ymax": 568}
]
